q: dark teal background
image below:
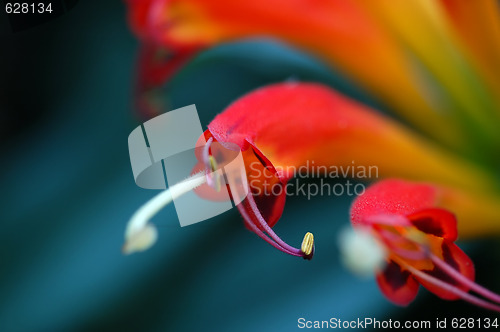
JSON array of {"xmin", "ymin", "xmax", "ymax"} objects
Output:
[{"xmin": 1, "ymin": 1, "xmax": 499, "ymax": 331}]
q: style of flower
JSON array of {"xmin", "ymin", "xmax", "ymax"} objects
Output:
[{"xmin": 348, "ymin": 179, "xmax": 500, "ymax": 312}]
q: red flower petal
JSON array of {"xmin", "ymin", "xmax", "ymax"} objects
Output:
[
  {"xmin": 351, "ymin": 179, "xmax": 439, "ymax": 226},
  {"xmin": 125, "ymin": 0, "xmax": 155, "ymax": 39},
  {"xmin": 376, "ymin": 261, "xmax": 420, "ymax": 306},
  {"xmin": 239, "ymin": 193, "xmax": 286, "ymax": 231},
  {"xmin": 134, "ymin": 43, "xmax": 202, "ymax": 117},
  {"xmin": 416, "ymin": 241, "xmax": 475, "ymax": 300},
  {"xmin": 407, "ymin": 208, "xmax": 458, "ymax": 241},
  {"xmin": 193, "ymin": 130, "xmax": 286, "ymax": 228}
]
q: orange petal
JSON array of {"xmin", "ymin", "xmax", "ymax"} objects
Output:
[
  {"xmin": 439, "ymin": 185, "xmax": 500, "ymax": 238},
  {"xmin": 361, "ymin": 0, "xmax": 500, "ymax": 147},
  {"xmin": 441, "ymin": 0, "xmax": 500, "ymax": 108},
  {"xmin": 126, "ymin": 0, "xmax": 467, "ymax": 147}
]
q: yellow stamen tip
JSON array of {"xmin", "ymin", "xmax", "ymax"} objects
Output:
[{"xmin": 301, "ymin": 232, "xmax": 315, "ymax": 258}]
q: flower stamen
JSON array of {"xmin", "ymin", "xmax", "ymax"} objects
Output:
[
  {"xmin": 239, "ymin": 191, "xmax": 314, "ymax": 260},
  {"xmin": 237, "ymin": 203, "xmax": 301, "ymax": 256},
  {"xmin": 429, "ymin": 254, "xmax": 500, "ymax": 305},
  {"xmin": 125, "ymin": 138, "xmax": 313, "ymax": 260},
  {"xmin": 396, "ymin": 257, "xmax": 500, "ymax": 312}
]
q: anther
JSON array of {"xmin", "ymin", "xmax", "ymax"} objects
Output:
[{"xmin": 301, "ymin": 232, "xmax": 315, "ymax": 260}]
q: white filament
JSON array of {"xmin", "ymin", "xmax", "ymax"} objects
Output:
[{"xmin": 123, "ymin": 172, "xmax": 207, "ymax": 254}]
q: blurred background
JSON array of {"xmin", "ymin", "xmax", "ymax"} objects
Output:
[{"xmin": 1, "ymin": 1, "xmax": 499, "ymax": 331}]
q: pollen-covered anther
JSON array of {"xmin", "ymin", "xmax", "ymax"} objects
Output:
[{"xmin": 301, "ymin": 232, "xmax": 315, "ymax": 260}]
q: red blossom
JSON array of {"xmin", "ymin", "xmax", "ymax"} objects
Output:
[{"xmin": 351, "ymin": 179, "xmax": 500, "ymax": 311}]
